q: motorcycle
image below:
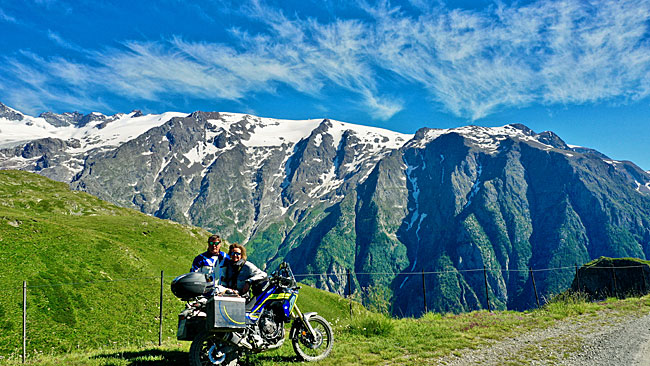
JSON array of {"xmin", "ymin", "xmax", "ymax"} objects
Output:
[{"xmin": 171, "ymin": 262, "xmax": 333, "ymax": 366}]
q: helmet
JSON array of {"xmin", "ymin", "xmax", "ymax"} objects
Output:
[{"xmin": 171, "ymin": 272, "xmax": 214, "ymax": 299}]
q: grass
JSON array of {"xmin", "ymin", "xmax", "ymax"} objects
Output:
[
  {"xmin": 4, "ymin": 292, "xmax": 649, "ymax": 365},
  {"xmin": 0, "ymin": 170, "xmax": 211, "ymax": 356}
]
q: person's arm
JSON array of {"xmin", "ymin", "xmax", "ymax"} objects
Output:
[
  {"xmin": 245, "ymin": 261, "xmax": 267, "ymax": 283},
  {"xmin": 190, "ymin": 255, "xmax": 203, "ymax": 272}
]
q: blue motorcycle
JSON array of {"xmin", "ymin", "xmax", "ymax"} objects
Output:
[{"xmin": 172, "ymin": 262, "xmax": 333, "ymax": 366}]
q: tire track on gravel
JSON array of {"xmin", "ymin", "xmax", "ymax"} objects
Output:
[{"xmin": 437, "ymin": 311, "xmax": 650, "ymax": 366}]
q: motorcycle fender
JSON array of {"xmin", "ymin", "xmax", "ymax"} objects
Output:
[
  {"xmin": 290, "ymin": 312, "xmax": 318, "ymax": 339},
  {"xmin": 177, "ymin": 319, "xmax": 187, "ymax": 340}
]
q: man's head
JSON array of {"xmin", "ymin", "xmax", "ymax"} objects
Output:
[{"xmin": 207, "ymin": 234, "xmax": 222, "ymax": 256}]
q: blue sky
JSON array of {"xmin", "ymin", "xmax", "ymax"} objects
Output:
[{"xmin": 1, "ymin": 0, "xmax": 649, "ymax": 169}]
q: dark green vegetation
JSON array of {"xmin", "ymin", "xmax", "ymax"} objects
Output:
[
  {"xmin": 572, "ymin": 256, "xmax": 650, "ymax": 299},
  {"xmin": 0, "ymin": 170, "xmax": 212, "ymax": 357}
]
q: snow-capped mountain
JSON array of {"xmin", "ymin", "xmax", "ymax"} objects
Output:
[{"xmin": 2, "ymin": 101, "xmax": 650, "ymax": 314}]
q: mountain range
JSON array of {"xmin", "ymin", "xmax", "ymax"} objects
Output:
[{"xmin": 2, "ymin": 101, "xmax": 649, "ymax": 315}]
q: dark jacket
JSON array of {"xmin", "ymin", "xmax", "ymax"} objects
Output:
[{"xmin": 223, "ymin": 259, "xmax": 267, "ymax": 295}]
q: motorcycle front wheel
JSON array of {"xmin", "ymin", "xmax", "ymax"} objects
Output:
[
  {"xmin": 189, "ymin": 331, "xmax": 239, "ymax": 366},
  {"xmin": 292, "ymin": 314, "xmax": 334, "ymax": 362}
]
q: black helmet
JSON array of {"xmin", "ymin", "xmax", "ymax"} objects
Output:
[{"xmin": 171, "ymin": 272, "xmax": 214, "ymax": 300}]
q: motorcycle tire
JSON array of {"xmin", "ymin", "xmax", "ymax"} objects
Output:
[
  {"xmin": 189, "ymin": 330, "xmax": 238, "ymax": 366},
  {"xmin": 292, "ymin": 314, "xmax": 334, "ymax": 362}
]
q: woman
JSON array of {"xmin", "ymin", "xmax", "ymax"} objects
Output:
[{"xmin": 223, "ymin": 243, "xmax": 267, "ymax": 298}]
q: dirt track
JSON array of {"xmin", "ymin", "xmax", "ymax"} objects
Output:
[{"xmin": 438, "ymin": 311, "xmax": 650, "ymax": 365}]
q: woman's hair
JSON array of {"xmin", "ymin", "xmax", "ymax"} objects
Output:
[{"xmin": 229, "ymin": 243, "xmax": 247, "ymax": 260}]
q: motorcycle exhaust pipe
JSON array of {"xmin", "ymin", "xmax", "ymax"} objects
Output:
[{"xmin": 225, "ymin": 332, "xmax": 252, "ymax": 350}]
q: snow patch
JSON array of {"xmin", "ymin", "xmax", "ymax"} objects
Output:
[
  {"xmin": 409, "ymin": 124, "xmax": 556, "ymax": 153},
  {"xmin": 0, "ymin": 111, "xmax": 186, "ymax": 153},
  {"xmin": 313, "ymin": 133, "xmax": 323, "ymax": 147}
]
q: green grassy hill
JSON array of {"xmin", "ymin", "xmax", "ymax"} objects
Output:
[
  {"xmin": 0, "ymin": 170, "xmax": 209, "ymax": 357},
  {"xmin": 0, "ymin": 170, "xmax": 361, "ymax": 360}
]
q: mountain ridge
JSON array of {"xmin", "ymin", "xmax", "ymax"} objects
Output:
[{"xmin": 2, "ymin": 101, "xmax": 649, "ymax": 314}]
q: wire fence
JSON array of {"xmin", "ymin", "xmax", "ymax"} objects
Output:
[{"xmin": 2, "ymin": 263, "xmax": 649, "ymax": 363}]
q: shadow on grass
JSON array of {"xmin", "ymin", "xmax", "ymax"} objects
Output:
[
  {"xmin": 243, "ymin": 353, "xmax": 299, "ymax": 365},
  {"xmin": 92, "ymin": 349, "xmax": 299, "ymax": 365},
  {"xmin": 91, "ymin": 348, "xmax": 187, "ymax": 365}
]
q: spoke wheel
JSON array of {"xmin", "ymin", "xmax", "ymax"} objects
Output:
[
  {"xmin": 189, "ymin": 331, "xmax": 238, "ymax": 366},
  {"xmin": 292, "ymin": 315, "xmax": 333, "ymax": 362}
]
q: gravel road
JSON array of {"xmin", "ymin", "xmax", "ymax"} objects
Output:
[{"xmin": 438, "ymin": 310, "xmax": 650, "ymax": 365}]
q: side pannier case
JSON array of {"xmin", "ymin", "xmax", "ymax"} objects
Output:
[{"xmin": 206, "ymin": 295, "xmax": 247, "ymax": 330}]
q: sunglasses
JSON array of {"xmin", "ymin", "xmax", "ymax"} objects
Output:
[
  {"xmin": 208, "ymin": 241, "xmax": 221, "ymax": 246},
  {"xmin": 231, "ymin": 252, "xmax": 242, "ymax": 256}
]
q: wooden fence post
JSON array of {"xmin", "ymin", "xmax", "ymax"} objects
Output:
[
  {"xmin": 641, "ymin": 265, "xmax": 648, "ymax": 294},
  {"xmin": 530, "ymin": 267, "xmax": 540, "ymax": 308},
  {"xmin": 483, "ymin": 265, "xmax": 491, "ymax": 311},
  {"xmin": 159, "ymin": 270, "xmax": 164, "ymax": 346},
  {"xmin": 610, "ymin": 264, "xmax": 619, "ymax": 298},
  {"xmin": 421, "ymin": 270, "xmax": 427, "ymax": 314},
  {"xmin": 23, "ymin": 281, "xmax": 26, "ymax": 364},
  {"xmin": 347, "ymin": 270, "xmax": 352, "ymax": 317}
]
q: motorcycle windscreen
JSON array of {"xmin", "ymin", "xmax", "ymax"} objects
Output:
[{"xmin": 206, "ymin": 295, "xmax": 247, "ymax": 330}]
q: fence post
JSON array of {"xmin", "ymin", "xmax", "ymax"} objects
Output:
[
  {"xmin": 641, "ymin": 265, "xmax": 648, "ymax": 294},
  {"xmin": 159, "ymin": 270, "xmax": 164, "ymax": 347},
  {"xmin": 483, "ymin": 265, "xmax": 491, "ymax": 312},
  {"xmin": 529, "ymin": 267, "xmax": 540, "ymax": 308},
  {"xmin": 347, "ymin": 270, "xmax": 352, "ymax": 317},
  {"xmin": 421, "ymin": 270, "xmax": 427, "ymax": 314},
  {"xmin": 23, "ymin": 281, "xmax": 26, "ymax": 364},
  {"xmin": 611, "ymin": 264, "xmax": 618, "ymax": 298},
  {"xmin": 575, "ymin": 263, "xmax": 580, "ymax": 292}
]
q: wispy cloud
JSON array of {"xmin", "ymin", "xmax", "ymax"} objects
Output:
[
  {"xmin": 2, "ymin": 0, "xmax": 650, "ymax": 120},
  {"xmin": 369, "ymin": 0, "xmax": 650, "ymax": 119},
  {"xmin": 46, "ymin": 30, "xmax": 82, "ymax": 51},
  {"xmin": 0, "ymin": 7, "xmax": 17, "ymax": 23}
]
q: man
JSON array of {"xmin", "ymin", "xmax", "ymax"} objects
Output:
[{"xmin": 190, "ymin": 235, "xmax": 229, "ymax": 284}]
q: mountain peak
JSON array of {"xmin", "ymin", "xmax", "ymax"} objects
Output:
[{"xmin": 0, "ymin": 102, "xmax": 24, "ymax": 121}]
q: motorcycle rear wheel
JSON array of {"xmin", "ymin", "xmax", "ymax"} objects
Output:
[
  {"xmin": 292, "ymin": 315, "xmax": 333, "ymax": 362},
  {"xmin": 189, "ymin": 331, "xmax": 238, "ymax": 366}
]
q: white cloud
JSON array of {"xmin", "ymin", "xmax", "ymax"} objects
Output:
[
  {"xmin": 368, "ymin": 0, "xmax": 650, "ymax": 119},
  {"xmin": 0, "ymin": 7, "xmax": 17, "ymax": 23},
  {"xmin": 2, "ymin": 0, "xmax": 650, "ymax": 120},
  {"xmin": 47, "ymin": 30, "xmax": 81, "ymax": 51}
]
